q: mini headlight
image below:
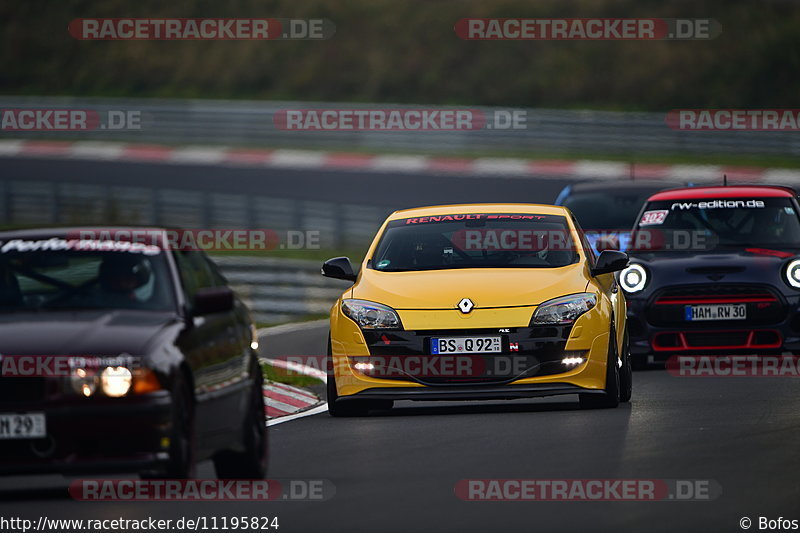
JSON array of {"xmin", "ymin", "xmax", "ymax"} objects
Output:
[
  {"xmin": 342, "ymin": 299, "xmax": 402, "ymax": 329},
  {"xmin": 101, "ymin": 366, "xmax": 133, "ymax": 397},
  {"xmin": 620, "ymin": 263, "xmax": 647, "ymax": 293},
  {"xmin": 532, "ymin": 293, "xmax": 597, "ymax": 325},
  {"xmin": 785, "ymin": 259, "xmax": 800, "ymax": 289}
]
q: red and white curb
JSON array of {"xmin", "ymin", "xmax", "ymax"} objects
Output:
[
  {"xmin": 263, "ymin": 381, "xmax": 320, "ymax": 419},
  {"xmin": 258, "ymin": 320, "xmax": 329, "ymax": 426},
  {"xmin": 2, "ymin": 139, "xmax": 799, "ymax": 183}
]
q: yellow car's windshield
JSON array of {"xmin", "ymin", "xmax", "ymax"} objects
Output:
[{"xmin": 371, "ymin": 213, "xmax": 579, "ymax": 271}]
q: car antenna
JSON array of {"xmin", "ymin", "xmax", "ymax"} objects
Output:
[{"xmin": 723, "ymin": 173, "xmax": 728, "ymax": 186}]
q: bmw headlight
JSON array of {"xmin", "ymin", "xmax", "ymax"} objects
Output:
[
  {"xmin": 532, "ymin": 293, "xmax": 597, "ymax": 325},
  {"xmin": 101, "ymin": 366, "xmax": 133, "ymax": 397},
  {"xmin": 620, "ymin": 263, "xmax": 647, "ymax": 293},
  {"xmin": 342, "ymin": 299, "xmax": 402, "ymax": 329},
  {"xmin": 70, "ymin": 367, "xmax": 98, "ymax": 397},
  {"xmin": 785, "ymin": 259, "xmax": 800, "ymax": 289}
]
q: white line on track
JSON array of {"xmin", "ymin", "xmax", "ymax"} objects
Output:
[{"xmin": 267, "ymin": 402, "xmax": 329, "ymax": 426}]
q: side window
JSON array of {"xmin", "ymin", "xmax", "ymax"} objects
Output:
[{"xmin": 173, "ymin": 250, "xmax": 215, "ymax": 307}]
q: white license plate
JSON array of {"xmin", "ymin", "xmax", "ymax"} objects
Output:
[
  {"xmin": 685, "ymin": 304, "xmax": 746, "ymax": 321},
  {"xmin": 431, "ymin": 336, "xmax": 502, "ymax": 354},
  {"xmin": 0, "ymin": 412, "xmax": 46, "ymax": 440}
]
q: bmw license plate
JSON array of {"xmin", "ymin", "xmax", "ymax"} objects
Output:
[
  {"xmin": 684, "ymin": 304, "xmax": 746, "ymax": 321},
  {"xmin": 0, "ymin": 412, "xmax": 46, "ymax": 440},
  {"xmin": 431, "ymin": 336, "xmax": 501, "ymax": 354}
]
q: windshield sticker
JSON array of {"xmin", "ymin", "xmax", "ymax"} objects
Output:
[
  {"xmin": 670, "ymin": 199, "xmax": 766, "ymax": 210},
  {"xmin": 376, "ymin": 259, "xmax": 391, "ymax": 269},
  {"xmin": 785, "ymin": 207, "xmax": 796, "ymax": 215},
  {"xmin": 402, "ymin": 214, "xmax": 547, "ymax": 224},
  {"xmin": 639, "ymin": 210, "xmax": 668, "ymax": 226},
  {"xmin": 0, "ymin": 238, "xmax": 161, "ymax": 255}
]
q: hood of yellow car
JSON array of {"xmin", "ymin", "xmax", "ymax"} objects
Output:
[{"xmin": 352, "ymin": 264, "xmax": 590, "ymax": 309}]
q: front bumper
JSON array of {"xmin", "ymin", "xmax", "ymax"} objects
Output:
[
  {"xmin": 0, "ymin": 390, "xmax": 172, "ymax": 476},
  {"xmin": 331, "ymin": 313, "xmax": 612, "ymax": 398},
  {"xmin": 626, "ymin": 285, "xmax": 800, "ymax": 360}
]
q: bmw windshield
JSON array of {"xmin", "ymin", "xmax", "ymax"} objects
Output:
[
  {"xmin": 370, "ymin": 214, "xmax": 581, "ymax": 271},
  {"xmin": 0, "ymin": 239, "xmax": 176, "ymax": 312}
]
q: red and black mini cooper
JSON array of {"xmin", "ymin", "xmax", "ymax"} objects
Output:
[{"xmin": 620, "ymin": 185, "xmax": 800, "ymax": 366}]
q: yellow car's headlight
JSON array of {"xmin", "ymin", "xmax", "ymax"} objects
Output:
[
  {"xmin": 531, "ymin": 293, "xmax": 596, "ymax": 326},
  {"xmin": 342, "ymin": 299, "xmax": 402, "ymax": 329}
]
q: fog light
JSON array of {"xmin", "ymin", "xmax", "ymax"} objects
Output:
[
  {"xmin": 251, "ymin": 341, "xmax": 259, "ymax": 350},
  {"xmin": 562, "ymin": 356, "xmax": 585, "ymax": 366},
  {"xmin": 101, "ymin": 366, "xmax": 133, "ymax": 397}
]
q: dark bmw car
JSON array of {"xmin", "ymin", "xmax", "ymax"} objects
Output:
[
  {"xmin": 555, "ymin": 180, "xmax": 683, "ymax": 253},
  {"xmin": 621, "ymin": 186, "xmax": 800, "ymax": 367},
  {"xmin": 0, "ymin": 228, "xmax": 267, "ymax": 478}
]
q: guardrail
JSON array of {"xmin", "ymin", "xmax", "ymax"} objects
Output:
[
  {"xmin": 0, "ymin": 178, "xmax": 390, "ymax": 251},
  {"xmin": 212, "ymin": 255, "xmax": 350, "ymax": 324},
  {"xmin": 1, "ymin": 96, "xmax": 798, "ymax": 156}
]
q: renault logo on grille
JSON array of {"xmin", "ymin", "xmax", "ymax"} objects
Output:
[{"xmin": 457, "ymin": 298, "xmax": 474, "ymax": 314}]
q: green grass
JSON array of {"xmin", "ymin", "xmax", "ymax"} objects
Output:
[{"xmin": 261, "ymin": 360, "xmax": 323, "ymax": 389}]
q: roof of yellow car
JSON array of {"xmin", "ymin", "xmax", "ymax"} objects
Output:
[{"xmin": 387, "ymin": 203, "xmax": 568, "ymax": 220}]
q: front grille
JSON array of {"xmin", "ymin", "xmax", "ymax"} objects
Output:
[
  {"xmin": 647, "ymin": 284, "xmax": 785, "ymax": 327},
  {"xmin": 0, "ymin": 377, "xmax": 47, "ymax": 403}
]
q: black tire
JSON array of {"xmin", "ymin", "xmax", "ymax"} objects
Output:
[
  {"xmin": 213, "ymin": 361, "xmax": 268, "ymax": 479},
  {"xmin": 619, "ymin": 331, "xmax": 632, "ymax": 403},
  {"xmin": 159, "ymin": 373, "xmax": 196, "ymax": 478},
  {"xmin": 327, "ymin": 338, "xmax": 370, "ymax": 417},
  {"xmin": 579, "ymin": 325, "xmax": 621, "ymax": 409}
]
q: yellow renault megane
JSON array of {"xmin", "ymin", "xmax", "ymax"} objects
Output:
[{"xmin": 322, "ymin": 204, "xmax": 631, "ymax": 416}]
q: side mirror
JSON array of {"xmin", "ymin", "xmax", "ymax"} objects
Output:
[
  {"xmin": 322, "ymin": 256, "xmax": 357, "ymax": 282},
  {"xmin": 193, "ymin": 286, "xmax": 235, "ymax": 315},
  {"xmin": 595, "ymin": 234, "xmax": 620, "ymax": 252},
  {"xmin": 591, "ymin": 250, "xmax": 629, "ymax": 276}
]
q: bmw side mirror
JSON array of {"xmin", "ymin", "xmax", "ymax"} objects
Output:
[
  {"xmin": 322, "ymin": 257, "xmax": 357, "ymax": 282},
  {"xmin": 193, "ymin": 286, "xmax": 235, "ymax": 315},
  {"xmin": 592, "ymin": 250, "xmax": 629, "ymax": 276}
]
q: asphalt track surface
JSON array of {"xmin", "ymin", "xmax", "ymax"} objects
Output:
[{"xmin": 1, "ymin": 157, "xmax": 799, "ymax": 532}]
